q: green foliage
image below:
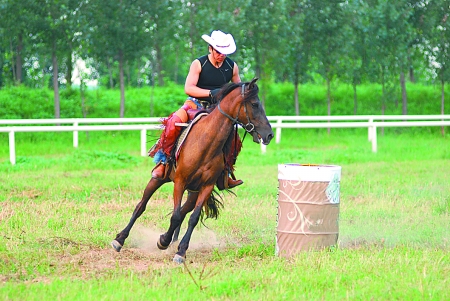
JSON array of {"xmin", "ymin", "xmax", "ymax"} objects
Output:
[
  {"xmin": 406, "ymin": 83, "xmax": 445, "ymax": 114},
  {"xmin": 0, "ymin": 83, "xmax": 448, "ymax": 119},
  {"xmin": 1, "ymin": 0, "xmax": 450, "ymax": 95},
  {"xmin": 264, "ymin": 82, "xmax": 449, "ymax": 116},
  {"xmin": 123, "ymin": 83, "xmax": 186, "ymax": 117},
  {"xmin": 0, "ymin": 86, "xmax": 53, "ymax": 119}
]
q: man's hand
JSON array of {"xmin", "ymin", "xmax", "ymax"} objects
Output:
[{"xmin": 209, "ymin": 88, "xmax": 221, "ymax": 98}]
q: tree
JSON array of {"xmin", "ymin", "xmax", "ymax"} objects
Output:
[
  {"xmin": 391, "ymin": 1, "xmax": 415, "ymax": 116},
  {"xmin": 142, "ymin": 0, "xmax": 185, "ymax": 86},
  {"xmin": 365, "ymin": 0, "xmax": 406, "ymax": 118},
  {"xmin": 32, "ymin": 0, "xmax": 81, "ymax": 118},
  {"xmin": 241, "ymin": 0, "xmax": 283, "ymax": 107},
  {"xmin": 308, "ymin": 0, "xmax": 351, "ymax": 126},
  {"xmin": 424, "ymin": 0, "xmax": 450, "ymax": 135},
  {"xmin": 0, "ymin": 0, "xmax": 40, "ymax": 85},
  {"xmin": 342, "ymin": 0, "xmax": 371, "ymax": 115},
  {"xmin": 86, "ymin": 0, "xmax": 149, "ymax": 117},
  {"xmin": 279, "ymin": 0, "xmax": 314, "ymax": 116}
]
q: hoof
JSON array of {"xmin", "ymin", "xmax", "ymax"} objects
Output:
[
  {"xmin": 173, "ymin": 254, "xmax": 185, "ymax": 264},
  {"xmin": 157, "ymin": 239, "xmax": 169, "ymax": 250},
  {"xmin": 111, "ymin": 240, "xmax": 122, "ymax": 252}
]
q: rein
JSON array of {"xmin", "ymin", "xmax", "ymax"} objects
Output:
[{"xmin": 217, "ymin": 83, "xmax": 256, "ymax": 135}]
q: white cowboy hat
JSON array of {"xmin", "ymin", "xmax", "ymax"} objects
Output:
[{"xmin": 201, "ymin": 30, "xmax": 236, "ymax": 55}]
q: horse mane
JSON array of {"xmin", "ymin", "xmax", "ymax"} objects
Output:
[
  {"xmin": 209, "ymin": 80, "xmax": 259, "ymax": 111},
  {"xmin": 206, "ymin": 81, "xmax": 253, "ymax": 181}
]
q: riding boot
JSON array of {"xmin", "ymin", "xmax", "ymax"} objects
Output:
[
  {"xmin": 160, "ymin": 114, "xmax": 183, "ymax": 157},
  {"xmin": 228, "ymin": 177, "xmax": 243, "ymax": 188},
  {"xmin": 225, "ymin": 130, "xmax": 243, "ymax": 188}
]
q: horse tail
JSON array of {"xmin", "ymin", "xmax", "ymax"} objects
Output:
[{"xmin": 201, "ymin": 190, "xmax": 224, "ymax": 221}]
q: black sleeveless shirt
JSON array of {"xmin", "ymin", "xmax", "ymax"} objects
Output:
[{"xmin": 194, "ymin": 55, "xmax": 235, "ymax": 103}]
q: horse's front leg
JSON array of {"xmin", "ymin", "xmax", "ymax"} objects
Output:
[
  {"xmin": 173, "ymin": 186, "xmax": 214, "ymax": 264},
  {"xmin": 111, "ymin": 178, "xmax": 167, "ymax": 252},
  {"xmin": 157, "ymin": 184, "xmax": 188, "ymax": 249}
]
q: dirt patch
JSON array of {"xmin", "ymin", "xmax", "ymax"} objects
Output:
[
  {"xmin": 0, "ymin": 203, "xmax": 14, "ymax": 222},
  {"xmin": 339, "ymin": 237, "xmax": 386, "ymax": 249},
  {"xmin": 56, "ymin": 226, "xmax": 227, "ymax": 278},
  {"xmin": 129, "ymin": 225, "xmax": 223, "ymax": 253}
]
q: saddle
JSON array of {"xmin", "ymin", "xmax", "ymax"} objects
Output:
[
  {"xmin": 174, "ymin": 111, "xmax": 209, "ymax": 160},
  {"xmin": 162, "ymin": 109, "xmax": 231, "ymax": 191}
]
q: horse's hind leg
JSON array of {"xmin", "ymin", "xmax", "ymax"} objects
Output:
[
  {"xmin": 173, "ymin": 187, "xmax": 214, "ymax": 264},
  {"xmin": 111, "ymin": 178, "xmax": 168, "ymax": 252},
  {"xmin": 158, "ymin": 191, "xmax": 198, "ymax": 249},
  {"xmin": 171, "ymin": 191, "xmax": 198, "ymax": 244}
]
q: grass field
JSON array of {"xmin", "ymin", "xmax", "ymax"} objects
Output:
[{"xmin": 0, "ymin": 128, "xmax": 449, "ymax": 300}]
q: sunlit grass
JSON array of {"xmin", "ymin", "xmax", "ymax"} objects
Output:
[{"xmin": 0, "ymin": 129, "xmax": 449, "ymax": 300}]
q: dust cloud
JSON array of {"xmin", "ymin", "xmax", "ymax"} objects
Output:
[{"xmin": 128, "ymin": 225, "xmax": 224, "ymax": 254}]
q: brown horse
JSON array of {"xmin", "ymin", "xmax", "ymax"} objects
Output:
[{"xmin": 111, "ymin": 78, "xmax": 274, "ymax": 263}]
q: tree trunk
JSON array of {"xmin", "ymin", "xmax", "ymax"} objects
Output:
[
  {"xmin": 150, "ymin": 74, "xmax": 155, "ymax": 117},
  {"xmin": 119, "ymin": 52, "xmax": 125, "ymax": 118},
  {"xmin": 80, "ymin": 80, "xmax": 87, "ymax": 118},
  {"xmin": 408, "ymin": 55, "xmax": 415, "ymax": 83},
  {"xmin": 254, "ymin": 41, "xmax": 261, "ymax": 81},
  {"xmin": 66, "ymin": 51, "xmax": 73, "ymax": 88},
  {"xmin": 353, "ymin": 82, "xmax": 358, "ymax": 115},
  {"xmin": 80, "ymin": 80, "xmax": 89, "ymax": 140},
  {"xmin": 441, "ymin": 76, "xmax": 445, "ymax": 136},
  {"xmin": 294, "ymin": 79, "xmax": 300, "ymax": 116},
  {"xmin": 174, "ymin": 49, "xmax": 179, "ymax": 84},
  {"xmin": 155, "ymin": 43, "xmax": 164, "ymax": 86},
  {"xmin": 52, "ymin": 42, "xmax": 60, "ymax": 119},
  {"xmin": 126, "ymin": 62, "xmax": 130, "ymax": 86},
  {"xmin": 327, "ymin": 76, "xmax": 331, "ymax": 135},
  {"xmin": 15, "ymin": 33, "xmax": 23, "ymax": 84},
  {"xmin": 400, "ymin": 71, "xmax": 407, "ymax": 115},
  {"xmin": 107, "ymin": 58, "xmax": 114, "ymax": 88},
  {"xmin": 381, "ymin": 69, "xmax": 385, "ymax": 136},
  {"xmin": 260, "ymin": 53, "xmax": 266, "ymax": 109},
  {"xmin": 10, "ymin": 38, "xmax": 16, "ymax": 83}
]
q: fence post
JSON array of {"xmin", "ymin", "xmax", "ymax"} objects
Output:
[
  {"xmin": 276, "ymin": 118, "xmax": 282, "ymax": 144},
  {"xmin": 371, "ymin": 125, "xmax": 377, "ymax": 152},
  {"xmin": 368, "ymin": 118, "xmax": 373, "ymax": 141},
  {"xmin": 260, "ymin": 142, "xmax": 267, "ymax": 154},
  {"xmin": 141, "ymin": 129, "xmax": 147, "ymax": 157},
  {"xmin": 9, "ymin": 130, "xmax": 16, "ymax": 165},
  {"xmin": 73, "ymin": 122, "xmax": 79, "ymax": 148}
]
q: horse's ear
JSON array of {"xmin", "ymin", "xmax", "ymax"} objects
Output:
[{"xmin": 249, "ymin": 77, "xmax": 259, "ymax": 89}]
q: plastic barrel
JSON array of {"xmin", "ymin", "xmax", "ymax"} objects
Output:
[{"xmin": 276, "ymin": 164, "xmax": 341, "ymax": 257}]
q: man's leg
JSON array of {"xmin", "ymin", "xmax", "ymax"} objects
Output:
[
  {"xmin": 151, "ymin": 108, "xmax": 188, "ymax": 179},
  {"xmin": 226, "ymin": 130, "xmax": 243, "ymax": 188}
]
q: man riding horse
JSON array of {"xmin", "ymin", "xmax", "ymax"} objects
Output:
[{"xmin": 149, "ymin": 30, "xmax": 243, "ymax": 189}]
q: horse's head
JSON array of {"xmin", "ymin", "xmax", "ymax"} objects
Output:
[{"xmin": 217, "ymin": 78, "xmax": 274, "ymax": 145}]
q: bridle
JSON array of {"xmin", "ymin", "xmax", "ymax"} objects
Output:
[{"xmin": 217, "ymin": 83, "xmax": 256, "ymax": 134}]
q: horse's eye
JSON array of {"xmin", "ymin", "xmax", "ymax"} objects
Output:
[{"xmin": 251, "ymin": 102, "xmax": 259, "ymax": 108}]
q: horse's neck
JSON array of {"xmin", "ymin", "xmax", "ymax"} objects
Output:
[
  {"xmin": 208, "ymin": 90, "xmax": 241, "ymax": 139},
  {"xmin": 206, "ymin": 108, "xmax": 235, "ymax": 141}
]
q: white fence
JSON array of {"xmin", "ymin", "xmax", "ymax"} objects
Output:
[{"xmin": 1, "ymin": 115, "xmax": 450, "ymax": 165}]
